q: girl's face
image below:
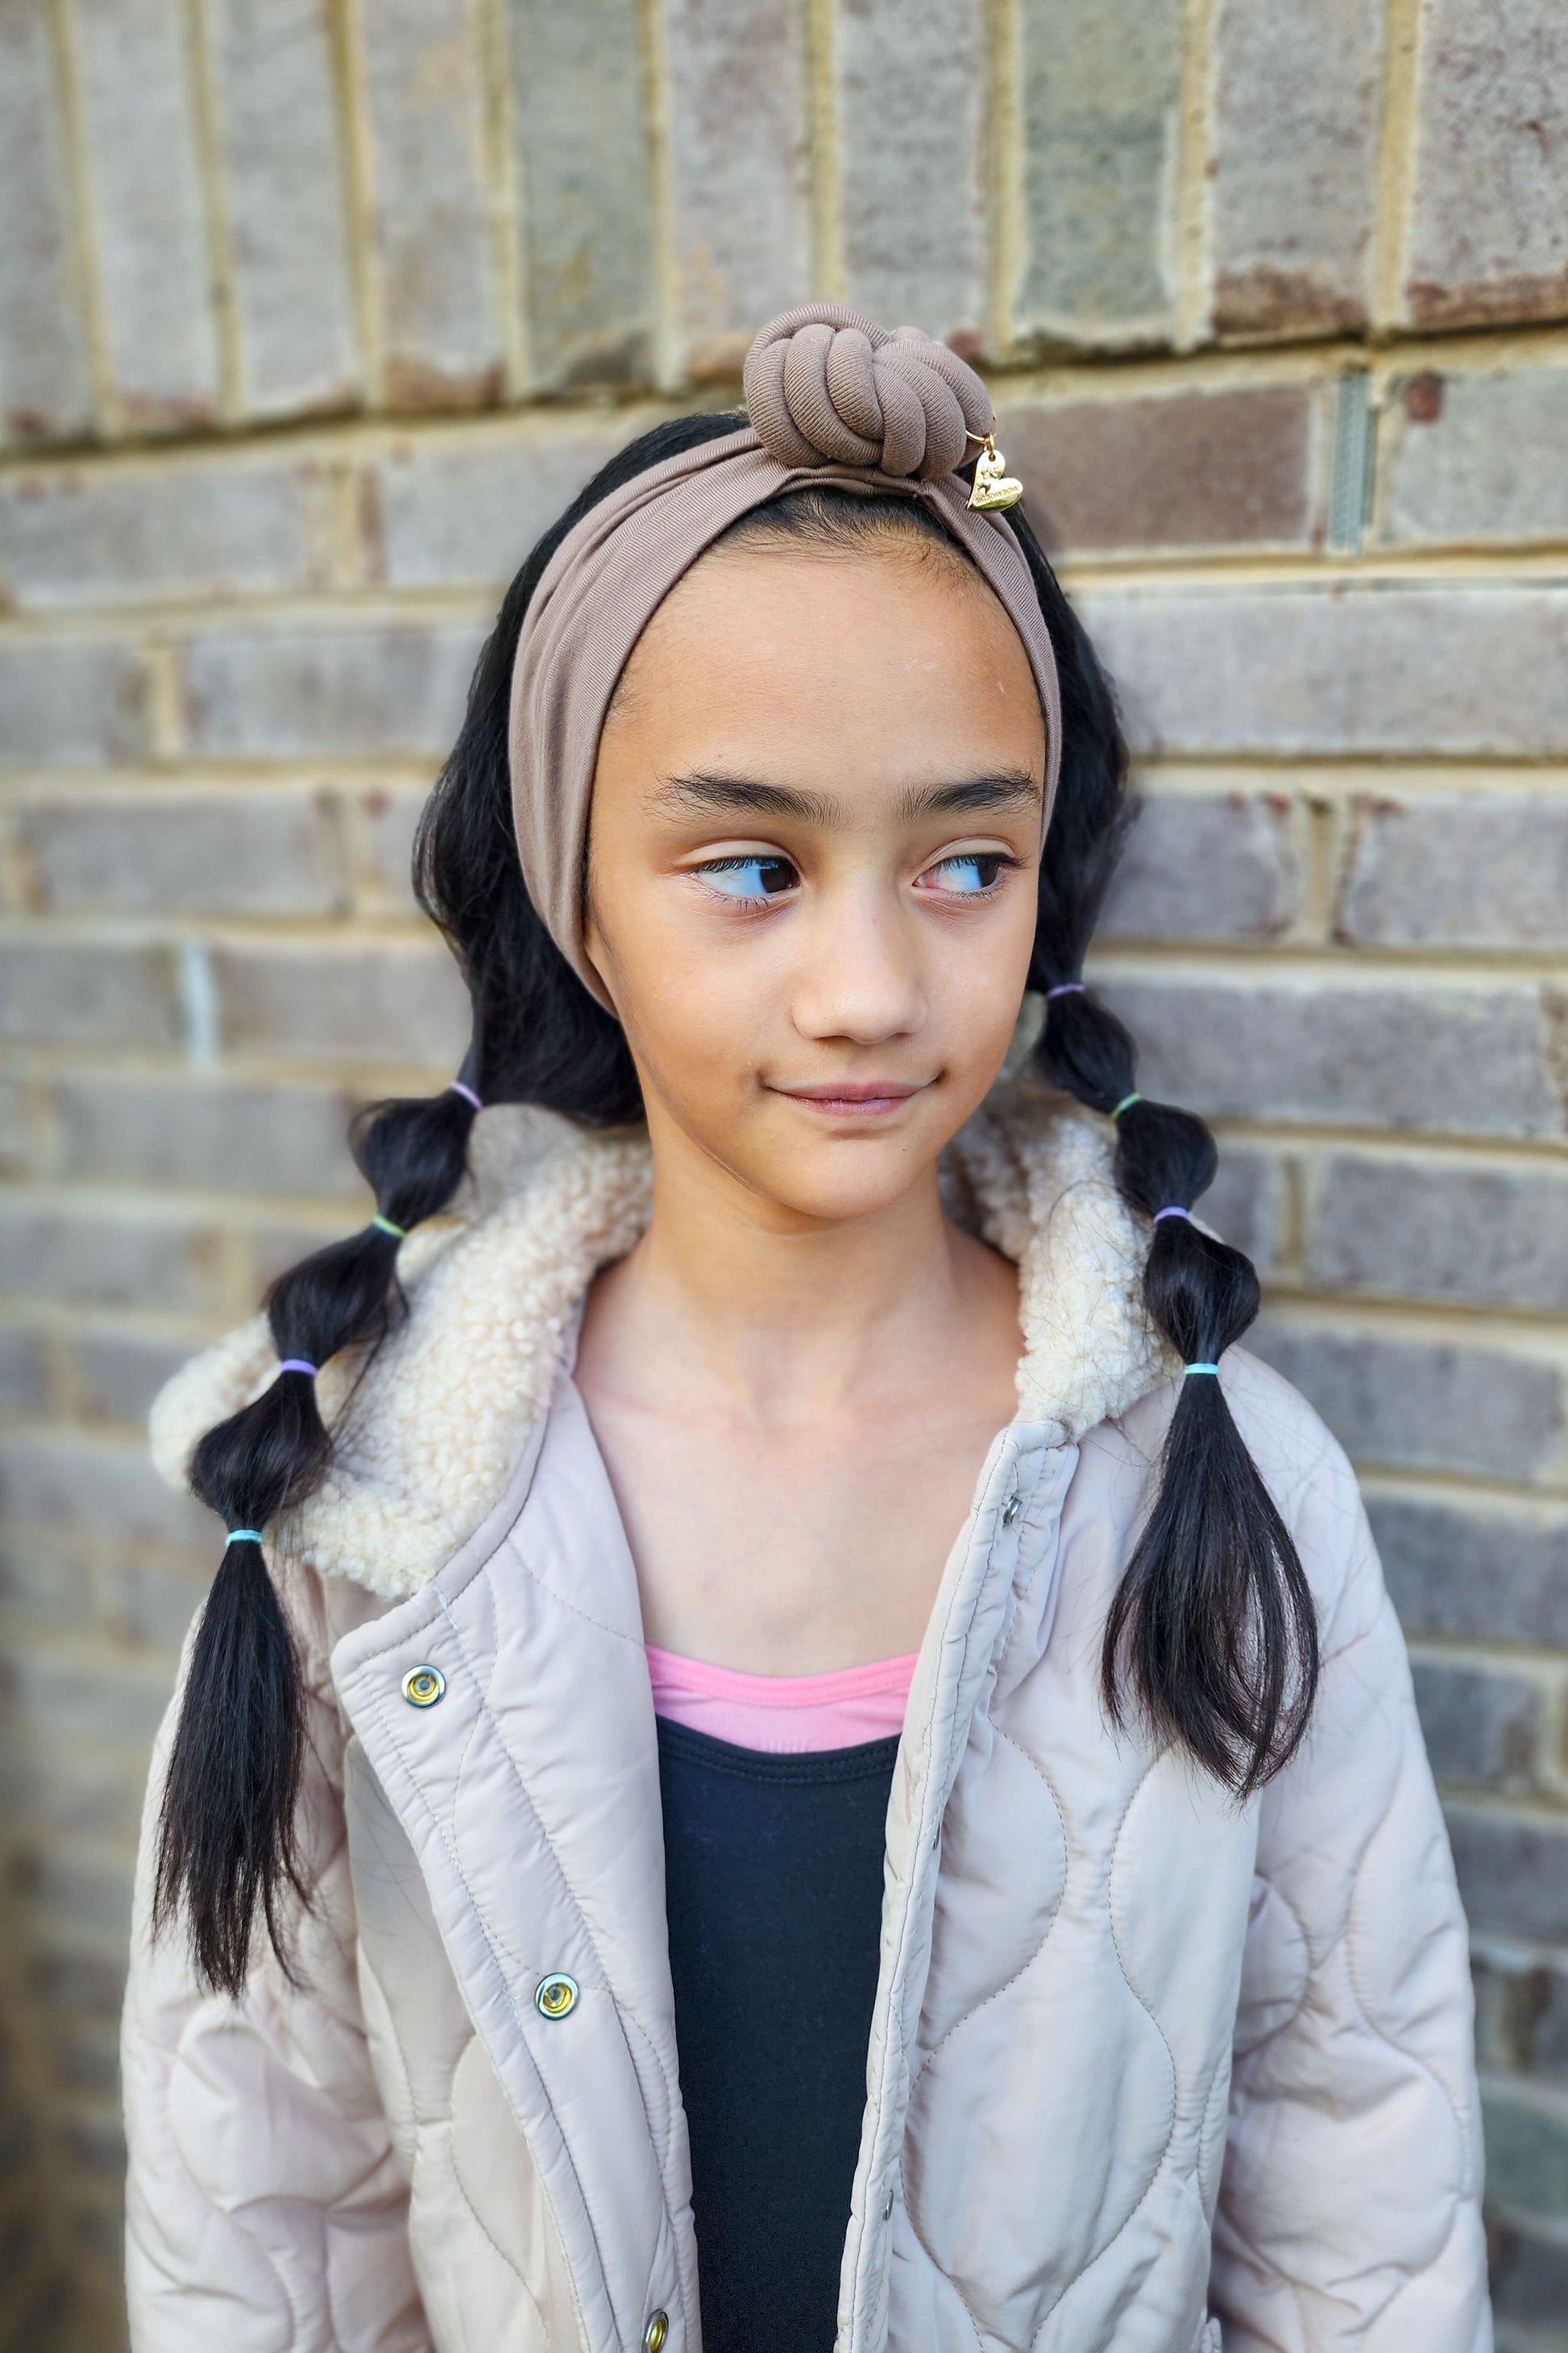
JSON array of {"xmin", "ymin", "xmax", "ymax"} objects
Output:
[{"xmin": 585, "ymin": 538, "xmax": 1047, "ymax": 1225}]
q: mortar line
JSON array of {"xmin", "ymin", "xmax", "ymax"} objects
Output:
[
  {"xmin": 800, "ymin": 0, "xmax": 844, "ymax": 303},
  {"xmin": 1172, "ymin": 0, "xmax": 1217, "ymax": 351},
  {"xmin": 48, "ymin": 0, "xmax": 115, "ymax": 440},
  {"xmin": 182, "ymin": 0, "xmax": 243, "ymax": 424},
  {"xmin": 637, "ymin": 0, "xmax": 682, "ymax": 392},
  {"xmin": 327, "ymin": 0, "xmax": 383, "ymax": 407},
  {"xmin": 1369, "ymin": 0, "xmax": 1425, "ymax": 335},
  {"xmin": 475, "ymin": 0, "xmax": 530, "ymax": 400},
  {"xmin": 983, "ymin": 0, "xmax": 1023, "ymax": 361}
]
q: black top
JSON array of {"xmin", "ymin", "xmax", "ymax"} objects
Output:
[{"xmin": 655, "ymin": 1717, "xmax": 900, "ymax": 2353}]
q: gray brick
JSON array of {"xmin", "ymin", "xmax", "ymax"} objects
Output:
[
  {"xmin": 70, "ymin": 0, "xmax": 219, "ymax": 430},
  {"xmin": 0, "ymin": 1322, "xmax": 47, "ymax": 1415},
  {"xmin": 836, "ymin": 0, "xmax": 986, "ymax": 345},
  {"xmin": 100, "ymin": 1557, "xmax": 209, "ymax": 1653},
  {"xmin": 1097, "ymin": 973, "xmax": 1562, "ymax": 1137},
  {"xmin": 1367, "ymin": 1492, "xmax": 1568, "ymax": 1650},
  {"xmin": 366, "ymin": 424, "xmax": 631, "ymax": 587},
  {"xmin": 1098, "ymin": 792, "xmax": 1300, "ymax": 941},
  {"xmin": 1491, "ymin": 2226, "xmax": 1568, "ymax": 2332},
  {"xmin": 1471, "ymin": 1949, "xmax": 1568, "ymax": 2075},
  {"xmin": 1409, "ymin": 1658, "xmax": 1545, "ymax": 1794},
  {"xmin": 1203, "ymin": 1144, "xmax": 1285, "ymax": 1274},
  {"xmin": 1382, "ymin": 367, "xmax": 1568, "ymax": 546},
  {"xmin": 250, "ymin": 1213, "xmax": 367, "ymax": 1292},
  {"xmin": 1079, "ymin": 583, "xmax": 1568, "ymax": 760},
  {"xmin": 53, "ymin": 1073, "xmax": 361, "ymax": 1197},
  {"xmin": 1447, "ymin": 1808, "xmax": 1568, "ymax": 1946},
  {"xmin": 0, "ymin": 1432, "xmax": 210, "ymax": 1548},
  {"xmin": 0, "ymin": 938, "xmax": 180, "ymax": 1048},
  {"xmin": 1017, "ymin": 0, "xmax": 1181, "ymax": 347},
  {"xmin": 663, "ymin": 0, "xmax": 811, "ymax": 379},
  {"xmin": 506, "ymin": 0, "xmax": 656, "ymax": 388},
  {"xmin": 1003, "ymin": 388, "xmax": 1321, "ymax": 554},
  {"xmin": 30, "ymin": 1949, "xmax": 127, "ymax": 2023},
  {"xmin": 58, "ymin": 2107, "xmax": 128, "ymax": 2179},
  {"xmin": 180, "ymin": 620, "xmax": 484, "ymax": 758},
  {"xmin": 207, "ymin": 0, "xmax": 360, "ymax": 417},
  {"xmin": 361, "ymin": 0, "xmax": 504, "ymax": 409},
  {"xmin": 1309, "ymin": 1155, "xmax": 1568, "ymax": 1312},
  {"xmin": 0, "ymin": 1526, "xmax": 93, "ymax": 1629},
  {"xmin": 1209, "ymin": 0, "xmax": 1381, "ymax": 338},
  {"xmin": 1337, "ymin": 793, "xmax": 1568, "ymax": 951},
  {"xmin": 14, "ymin": 789, "xmax": 342, "ymax": 915},
  {"xmin": 2, "ymin": 1649, "xmax": 176, "ymax": 1751},
  {"xmin": 213, "ymin": 940, "xmax": 470, "ymax": 1064},
  {"xmin": 0, "ymin": 1201, "xmax": 222, "ymax": 1314},
  {"xmin": 0, "ymin": 0, "xmax": 92, "ymax": 443},
  {"xmin": 351, "ymin": 785, "xmax": 425, "ymax": 910},
  {"xmin": 1249, "ymin": 1320, "xmax": 1563, "ymax": 1484},
  {"xmin": 69, "ymin": 1327, "xmax": 203, "ymax": 1428},
  {"xmin": 1, "ymin": 1738, "xmax": 145, "ymax": 1845},
  {"xmin": 0, "ymin": 641, "xmax": 147, "ymax": 766},
  {"xmin": 0, "ymin": 458, "xmax": 327, "ymax": 611},
  {"xmin": 0, "ymin": 1075, "xmax": 30, "ymax": 1176},
  {"xmin": 1405, "ymin": 0, "xmax": 1568, "ymax": 330},
  {"xmin": 1481, "ymin": 2085, "xmax": 1568, "ymax": 2222}
]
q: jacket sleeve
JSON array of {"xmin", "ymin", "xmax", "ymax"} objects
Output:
[
  {"xmin": 1209, "ymin": 1422, "xmax": 1491, "ymax": 2353},
  {"xmin": 122, "ymin": 1558, "xmax": 432, "ymax": 2353}
]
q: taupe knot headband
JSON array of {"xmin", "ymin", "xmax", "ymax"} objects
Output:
[{"xmin": 508, "ymin": 301, "xmax": 1061, "ymax": 1011}]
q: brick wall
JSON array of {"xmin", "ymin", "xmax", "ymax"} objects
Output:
[{"xmin": 1, "ymin": 2, "xmax": 1566, "ymax": 2346}]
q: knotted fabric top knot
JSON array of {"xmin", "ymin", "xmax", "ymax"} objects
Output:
[
  {"xmin": 508, "ymin": 301, "xmax": 1060, "ymax": 1014},
  {"xmin": 743, "ymin": 305, "xmax": 994, "ymax": 482}
]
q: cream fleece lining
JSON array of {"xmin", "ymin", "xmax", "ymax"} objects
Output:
[{"xmin": 149, "ymin": 1082, "xmax": 1179, "ymax": 1602}]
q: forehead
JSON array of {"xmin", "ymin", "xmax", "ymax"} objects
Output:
[{"xmin": 604, "ymin": 542, "xmax": 1047, "ymax": 790}]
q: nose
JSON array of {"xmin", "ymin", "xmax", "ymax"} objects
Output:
[{"xmin": 789, "ymin": 878, "xmax": 928, "ymax": 1045}]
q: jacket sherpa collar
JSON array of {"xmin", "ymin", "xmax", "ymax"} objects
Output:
[{"xmin": 148, "ymin": 1080, "xmax": 1179, "ymax": 1602}]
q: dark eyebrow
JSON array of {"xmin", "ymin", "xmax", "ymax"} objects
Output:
[
  {"xmin": 653, "ymin": 773, "xmax": 847, "ymax": 824},
  {"xmin": 652, "ymin": 769, "xmax": 1041, "ymax": 828},
  {"xmin": 896, "ymin": 772, "xmax": 1043, "ymax": 821}
]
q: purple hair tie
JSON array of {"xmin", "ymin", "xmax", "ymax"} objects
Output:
[
  {"xmin": 277, "ymin": 1358, "xmax": 319, "ymax": 1377},
  {"xmin": 1152, "ymin": 1206, "xmax": 1192, "ymax": 1224},
  {"xmin": 448, "ymin": 1080, "xmax": 483, "ymax": 1113},
  {"xmin": 1044, "ymin": 981, "xmax": 1086, "ymax": 1000}
]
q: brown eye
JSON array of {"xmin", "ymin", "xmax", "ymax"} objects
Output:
[
  {"xmin": 700, "ymin": 855, "xmax": 799, "ymax": 900},
  {"xmin": 928, "ymin": 853, "xmax": 1009, "ymax": 895}
]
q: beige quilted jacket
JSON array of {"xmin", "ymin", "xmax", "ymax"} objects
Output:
[{"xmin": 126, "ymin": 1085, "xmax": 1491, "ymax": 2353}]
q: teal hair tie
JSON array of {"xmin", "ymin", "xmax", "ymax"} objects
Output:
[
  {"xmin": 1110, "ymin": 1092, "xmax": 1143, "ymax": 1120},
  {"xmin": 370, "ymin": 1213, "xmax": 407, "ymax": 1239},
  {"xmin": 1184, "ymin": 1362, "xmax": 1221, "ymax": 1377},
  {"xmin": 225, "ymin": 1528, "xmax": 264, "ymax": 1546}
]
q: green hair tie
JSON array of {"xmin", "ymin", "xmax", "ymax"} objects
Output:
[
  {"xmin": 1110, "ymin": 1092, "xmax": 1143, "ymax": 1121},
  {"xmin": 371, "ymin": 1213, "xmax": 407, "ymax": 1239}
]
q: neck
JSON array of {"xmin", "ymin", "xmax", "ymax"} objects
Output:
[{"xmin": 584, "ymin": 1105, "xmax": 991, "ymax": 1430}]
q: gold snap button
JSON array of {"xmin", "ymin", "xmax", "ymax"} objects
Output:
[
  {"xmin": 536, "ymin": 1972, "xmax": 579, "ymax": 2019},
  {"xmin": 643, "ymin": 2313, "xmax": 669, "ymax": 2352},
  {"xmin": 400, "ymin": 1664, "xmax": 446, "ymax": 1708}
]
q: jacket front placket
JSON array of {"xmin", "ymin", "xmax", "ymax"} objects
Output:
[
  {"xmin": 331, "ymin": 1387, "xmax": 698, "ymax": 2353},
  {"xmin": 837, "ymin": 1420, "xmax": 1079, "ymax": 2353}
]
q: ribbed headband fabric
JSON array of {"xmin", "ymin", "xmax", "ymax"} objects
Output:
[{"xmin": 507, "ymin": 303, "xmax": 1063, "ymax": 1010}]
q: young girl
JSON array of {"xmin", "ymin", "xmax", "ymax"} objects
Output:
[{"xmin": 123, "ymin": 306, "xmax": 1490, "ymax": 2353}]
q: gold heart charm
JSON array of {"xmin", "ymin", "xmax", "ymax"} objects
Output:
[{"xmin": 966, "ymin": 434, "xmax": 1023, "ymax": 512}]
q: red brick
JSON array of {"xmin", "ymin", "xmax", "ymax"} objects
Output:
[{"xmin": 1002, "ymin": 388, "xmax": 1320, "ymax": 554}]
